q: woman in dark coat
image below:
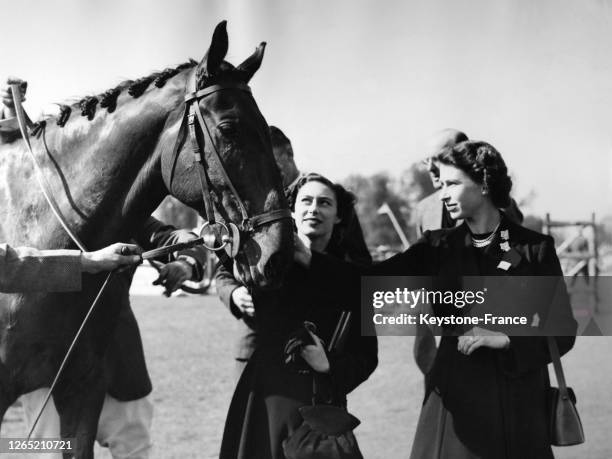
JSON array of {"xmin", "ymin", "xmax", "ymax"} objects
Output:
[
  {"xmin": 220, "ymin": 173, "xmax": 378, "ymax": 459},
  {"xmin": 385, "ymin": 140, "xmax": 577, "ymax": 458},
  {"xmin": 294, "ymin": 141, "xmax": 577, "ymax": 458}
]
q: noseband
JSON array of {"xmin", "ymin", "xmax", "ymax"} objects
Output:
[{"xmin": 169, "ymin": 71, "xmax": 291, "ymax": 258}]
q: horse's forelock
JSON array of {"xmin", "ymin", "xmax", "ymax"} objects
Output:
[{"xmin": 195, "ymin": 61, "xmax": 244, "ymax": 90}]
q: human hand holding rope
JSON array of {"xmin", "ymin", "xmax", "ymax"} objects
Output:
[{"xmin": 81, "ymin": 243, "xmax": 143, "ymax": 273}]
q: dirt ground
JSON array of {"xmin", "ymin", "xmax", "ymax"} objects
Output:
[{"xmin": 2, "ymin": 291, "xmax": 611, "ymax": 458}]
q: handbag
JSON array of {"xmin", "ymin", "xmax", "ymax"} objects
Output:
[
  {"xmin": 547, "ymin": 336, "xmax": 585, "ymax": 446},
  {"xmin": 283, "ymin": 311, "xmax": 364, "ymax": 459}
]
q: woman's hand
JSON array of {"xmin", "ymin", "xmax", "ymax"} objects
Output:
[
  {"xmin": 458, "ymin": 327, "xmax": 510, "ymax": 355},
  {"xmin": 301, "ymin": 329, "xmax": 330, "ymax": 373},
  {"xmin": 231, "ymin": 286, "xmax": 255, "ymax": 317},
  {"xmin": 153, "ymin": 260, "xmax": 193, "ymax": 297}
]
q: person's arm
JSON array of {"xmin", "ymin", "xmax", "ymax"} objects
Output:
[
  {"xmin": 295, "ymin": 233, "xmax": 433, "ymax": 311},
  {"xmin": 0, "ymin": 242, "xmax": 141, "ymax": 293},
  {"xmin": 324, "ymin": 308, "xmax": 378, "ymax": 397},
  {"xmin": 300, "ymin": 281, "xmax": 378, "ymax": 397},
  {"xmin": 215, "ymin": 263, "xmax": 253, "ymax": 319},
  {"xmin": 135, "ymin": 217, "xmax": 207, "ymax": 294}
]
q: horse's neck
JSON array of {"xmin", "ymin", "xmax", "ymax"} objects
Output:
[{"xmin": 0, "ymin": 74, "xmax": 188, "ymax": 249}]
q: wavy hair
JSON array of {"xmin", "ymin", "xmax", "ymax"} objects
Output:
[
  {"xmin": 288, "ymin": 173, "xmax": 356, "ymax": 257},
  {"xmin": 436, "ymin": 140, "xmax": 513, "ymax": 208}
]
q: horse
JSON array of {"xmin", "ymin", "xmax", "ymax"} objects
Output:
[{"xmin": 0, "ymin": 21, "xmax": 293, "ymax": 458}]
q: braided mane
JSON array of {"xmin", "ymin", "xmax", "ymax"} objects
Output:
[{"xmin": 53, "ymin": 60, "xmax": 197, "ymax": 126}]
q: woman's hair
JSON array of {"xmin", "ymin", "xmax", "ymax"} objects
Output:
[
  {"xmin": 436, "ymin": 140, "xmax": 513, "ymax": 208},
  {"xmin": 287, "ymin": 173, "xmax": 356, "ymax": 257}
]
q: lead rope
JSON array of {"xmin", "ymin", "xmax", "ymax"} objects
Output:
[{"xmin": 9, "ymin": 85, "xmax": 117, "ymax": 439}]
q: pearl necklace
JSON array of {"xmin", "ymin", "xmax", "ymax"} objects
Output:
[{"xmin": 471, "ymin": 222, "xmax": 501, "ymax": 248}]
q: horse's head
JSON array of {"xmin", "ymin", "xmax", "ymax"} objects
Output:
[{"xmin": 162, "ymin": 21, "xmax": 293, "ymax": 290}]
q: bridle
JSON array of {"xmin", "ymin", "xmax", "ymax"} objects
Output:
[{"xmin": 168, "ymin": 70, "xmax": 292, "ymax": 259}]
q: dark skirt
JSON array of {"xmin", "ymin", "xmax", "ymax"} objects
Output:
[
  {"xmin": 410, "ymin": 339, "xmax": 555, "ymax": 459},
  {"xmin": 220, "ymin": 352, "xmax": 314, "ymax": 459},
  {"xmin": 410, "ymin": 389, "xmax": 485, "ymax": 459}
]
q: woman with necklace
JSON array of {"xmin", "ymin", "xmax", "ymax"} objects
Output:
[
  {"xmin": 294, "ymin": 140, "xmax": 577, "ymax": 458},
  {"xmin": 401, "ymin": 140, "xmax": 577, "ymax": 458}
]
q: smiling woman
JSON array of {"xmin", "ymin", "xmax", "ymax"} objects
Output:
[
  {"xmin": 293, "ymin": 179, "xmax": 340, "ymax": 249},
  {"xmin": 290, "ymin": 173, "xmax": 358, "ymax": 259},
  {"xmin": 219, "ymin": 172, "xmax": 377, "ymax": 459}
]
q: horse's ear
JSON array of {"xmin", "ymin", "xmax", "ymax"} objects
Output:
[
  {"xmin": 237, "ymin": 42, "xmax": 266, "ymax": 82},
  {"xmin": 199, "ymin": 21, "xmax": 229, "ymax": 77}
]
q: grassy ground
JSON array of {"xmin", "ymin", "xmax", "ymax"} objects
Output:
[{"xmin": 2, "ymin": 291, "xmax": 612, "ymax": 458}]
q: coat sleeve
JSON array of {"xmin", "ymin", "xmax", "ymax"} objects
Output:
[
  {"xmin": 325, "ymin": 306, "xmax": 378, "ymax": 398},
  {"xmin": 307, "ymin": 235, "xmax": 434, "ymax": 311},
  {"xmin": 308, "ymin": 255, "xmax": 378, "ymax": 398},
  {"xmin": 373, "ymin": 233, "xmax": 433, "ymax": 276},
  {"xmin": 499, "ymin": 235, "xmax": 577, "ymax": 377},
  {"xmin": 0, "ymin": 243, "xmax": 82, "ymax": 292},
  {"xmin": 134, "ymin": 217, "xmax": 207, "ymax": 281},
  {"xmin": 215, "ymin": 263, "xmax": 244, "ymax": 319}
]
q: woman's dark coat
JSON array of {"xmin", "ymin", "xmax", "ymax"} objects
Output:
[
  {"xmin": 380, "ymin": 215, "xmax": 577, "ymax": 459},
  {"xmin": 219, "ymin": 260, "xmax": 378, "ymax": 459}
]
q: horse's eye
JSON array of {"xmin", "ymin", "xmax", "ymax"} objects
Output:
[{"xmin": 217, "ymin": 122, "xmax": 238, "ymax": 137}]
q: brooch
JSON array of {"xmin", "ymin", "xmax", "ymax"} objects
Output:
[
  {"xmin": 497, "ymin": 228, "xmax": 521, "ymax": 270},
  {"xmin": 497, "ymin": 260, "xmax": 511, "ymax": 271}
]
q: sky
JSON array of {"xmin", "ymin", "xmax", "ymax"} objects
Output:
[{"xmin": 1, "ymin": 0, "xmax": 611, "ymax": 220}]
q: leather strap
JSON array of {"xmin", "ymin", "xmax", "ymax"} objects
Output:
[
  {"xmin": 192, "ymin": 99, "xmax": 250, "ymax": 223},
  {"xmin": 184, "ymin": 83, "xmax": 251, "ymax": 103},
  {"xmin": 167, "ymin": 105, "xmax": 189, "ymax": 193},
  {"xmin": 547, "ymin": 336, "xmax": 570, "ymax": 398},
  {"xmin": 311, "ymin": 311, "xmax": 352, "ymax": 406},
  {"xmin": 187, "ymin": 107, "xmax": 216, "ymax": 224},
  {"xmin": 248, "ymin": 208, "xmax": 292, "ymax": 230}
]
